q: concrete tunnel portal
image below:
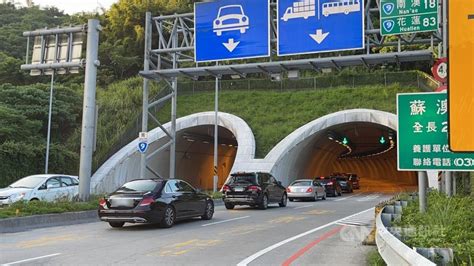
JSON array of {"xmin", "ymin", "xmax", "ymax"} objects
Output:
[
  {"xmin": 92, "ymin": 110, "xmax": 417, "ymax": 194},
  {"xmin": 147, "ymin": 125, "xmax": 238, "ymax": 191},
  {"xmin": 277, "ymin": 122, "xmax": 417, "ymax": 193}
]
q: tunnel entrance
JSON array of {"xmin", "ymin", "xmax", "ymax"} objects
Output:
[
  {"xmin": 282, "ymin": 122, "xmax": 417, "ymax": 193},
  {"xmin": 147, "ymin": 125, "xmax": 238, "ymax": 190}
]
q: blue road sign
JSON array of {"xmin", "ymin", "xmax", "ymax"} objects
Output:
[
  {"xmin": 278, "ymin": 0, "xmax": 365, "ymax": 56},
  {"xmin": 138, "ymin": 142, "xmax": 148, "ymax": 154},
  {"xmin": 195, "ymin": 0, "xmax": 270, "ymax": 62}
]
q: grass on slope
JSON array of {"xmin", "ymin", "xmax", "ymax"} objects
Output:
[{"xmin": 156, "ymin": 85, "xmax": 420, "ymax": 158}]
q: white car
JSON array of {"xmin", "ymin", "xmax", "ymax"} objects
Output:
[
  {"xmin": 213, "ymin": 5, "xmax": 249, "ymax": 36},
  {"xmin": 0, "ymin": 174, "xmax": 79, "ymax": 206},
  {"xmin": 287, "ymin": 179, "xmax": 326, "ymax": 201}
]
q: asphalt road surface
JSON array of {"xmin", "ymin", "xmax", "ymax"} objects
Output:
[{"xmin": 0, "ymin": 192, "xmax": 392, "ymax": 266}]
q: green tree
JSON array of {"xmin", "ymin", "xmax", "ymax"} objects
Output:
[
  {"xmin": 0, "ymin": 105, "xmax": 41, "ymax": 143},
  {"xmin": 0, "ymin": 52, "xmax": 27, "ymax": 84},
  {"xmin": 98, "ymin": 0, "xmax": 194, "ymax": 80},
  {"xmin": 0, "ymin": 83, "xmax": 82, "ymax": 142}
]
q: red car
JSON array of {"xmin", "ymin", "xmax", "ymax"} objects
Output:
[{"xmin": 347, "ymin": 173, "xmax": 360, "ymax": 189}]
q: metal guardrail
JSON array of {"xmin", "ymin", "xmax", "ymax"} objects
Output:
[{"xmin": 375, "ymin": 205, "xmax": 436, "ymax": 266}]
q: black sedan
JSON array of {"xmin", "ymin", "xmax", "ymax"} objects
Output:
[{"xmin": 98, "ymin": 178, "xmax": 214, "ymax": 228}]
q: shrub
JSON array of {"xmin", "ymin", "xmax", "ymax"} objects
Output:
[{"xmin": 394, "ymin": 192, "xmax": 474, "ymax": 264}]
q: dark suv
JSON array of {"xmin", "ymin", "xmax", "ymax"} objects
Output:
[
  {"xmin": 314, "ymin": 176, "xmax": 342, "ymax": 197},
  {"xmin": 221, "ymin": 172, "xmax": 287, "ymax": 210}
]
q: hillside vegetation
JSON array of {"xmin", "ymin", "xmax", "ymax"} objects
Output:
[{"xmin": 155, "ymin": 85, "xmax": 420, "ymax": 158}]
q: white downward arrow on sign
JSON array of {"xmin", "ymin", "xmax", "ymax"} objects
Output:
[
  {"xmin": 309, "ymin": 29, "xmax": 329, "ymax": 44},
  {"xmin": 223, "ymin": 38, "xmax": 240, "ymax": 52}
]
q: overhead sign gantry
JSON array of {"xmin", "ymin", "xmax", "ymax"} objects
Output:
[{"xmin": 138, "ymin": 0, "xmax": 443, "ymax": 186}]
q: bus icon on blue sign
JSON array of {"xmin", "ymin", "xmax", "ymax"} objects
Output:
[{"xmin": 321, "ymin": 0, "xmax": 361, "ymax": 17}]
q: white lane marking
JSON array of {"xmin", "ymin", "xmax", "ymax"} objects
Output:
[
  {"xmin": 236, "ymin": 207, "xmax": 374, "ymax": 266},
  {"xmin": 357, "ymin": 194, "xmax": 380, "ymax": 202},
  {"xmin": 293, "ymin": 204, "xmax": 313, "ymax": 210},
  {"xmin": 201, "ymin": 216, "xmax": 250, "ymax": 227},
  {"xmin": 335, "ymin": 222, "xmax": 371, "ymax": 228},
  {"xmin": 3, "ymin": 253, "xmax": 61, "ymax": 265},
  {"xmin": 334, "ymin": 193, "xmax": 361, "ymax": 202}
]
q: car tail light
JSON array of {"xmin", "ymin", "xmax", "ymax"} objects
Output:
[
  {"xmin": 306, "ymin": 187, "xmax": 313, "ymax": 193},
  {"xmin": 221, "ymin": 185, "xmax": 231, "ymax": 192},
  {"xmin": 247, "ymin": 185, "xmax": 261, "ymax": 192},
  {"xmin": 327, "ymin": 182, "xmax": 333, "ymax": 186},
  {"xmin": 286, "ymin": 187, "xmax": 291, "ymax": 193},
  {"xmin": 139, "ymin": 197, "xmax": 155, "ymax": 206},
  {"xmin": 99, "ymin": 198, "xmax": 107, "ymax": 208}
]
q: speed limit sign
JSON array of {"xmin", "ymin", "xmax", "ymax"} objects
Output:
[{"xmin": 432, "ymin": 58, "xmax": 448, "ymax": 83}]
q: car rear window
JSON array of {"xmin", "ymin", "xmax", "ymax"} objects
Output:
[
  {"xmin": 290, "ymin": 181, "xmax": 312, "ymax": 186},
  {"xmin": 227, "ymin": 174, "xmax": 257, "ymax": 185},
  {"xmin": 349, "ymin": 175, "xmax": 359, "ymax": 180},
  {"xmin": 117, "ymin": 180, "xmax": 161, "ymax": 192}
]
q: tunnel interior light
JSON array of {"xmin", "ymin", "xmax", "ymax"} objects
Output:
[
  {"xmin": 340, "ymin": 131, "xmax": 396, "ymax": 159},
  {"xmin": 182, "ymin": 132, "xmax": 238, "ymax": 147},
  {"xmin": 327, "ymin": 131, "xmax": 353, "ymax": 157}
]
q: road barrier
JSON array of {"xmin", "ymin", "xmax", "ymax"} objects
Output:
[
  {"xmin": 0, "ymin": 210, "xmax": 98, "ymax": 233},
  {"xmin": 375, "ymin": 203, "xmax": 436, "ymax": 266}
]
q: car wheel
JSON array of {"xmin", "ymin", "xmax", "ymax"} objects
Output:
[
  {"xmin": 108, "ymin": 222, "xmax": 124, "ymax": 228},
  {"xmin": 224, "ymin": 202, "xmax": 235, "ymax": 210},
  {"xmin": 201, "ymin": 201, "xmax": 214, "ymax": 220},
  {"xmin": 160, "ymin": 205, "xmax": 175, "ymax": 228},
  {"xmin": 289, "ymin": 198, "xmax": 294, "ymax": 202},
  {"xmin": 279, "ymin": 193, "xmax": 287, "ymax": 207},
  {"xmin": 259, "ymin": 194, "xmax": 268, "ymax": 210}
]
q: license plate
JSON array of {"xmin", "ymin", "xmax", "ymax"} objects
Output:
[
  {"xmin": 111, "ymin": 198, "xmax": 133, "ymax": 207},
  {"xmin": 234, "ymin": 187, "xmax": 245, "ymax": 192}
]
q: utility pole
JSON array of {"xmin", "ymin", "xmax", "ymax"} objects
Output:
[
  {"xmin": 418, "ymin": 171, "xmax": 427, "ymax": 213},
  {"xmin": 78, "ymin": 19, "xmax": 101, "ymax": 201}
]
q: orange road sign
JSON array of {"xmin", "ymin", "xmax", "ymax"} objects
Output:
[{"xmin": 448, "ymin": 0, "xmax": 474, "ymax": 152}]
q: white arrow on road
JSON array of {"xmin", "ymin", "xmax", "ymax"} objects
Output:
[
  {"xmin": 223, "ymin": 38, "xmax": 240, "ymax": 52},
  {"xmin": 309, "ymin": 29, "xmax": 329, "ymax": 44}
]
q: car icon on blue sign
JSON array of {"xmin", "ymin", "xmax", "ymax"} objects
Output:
[{"xmin": 213, "ymin": 5, "xmax": 250, "ymax": 36}]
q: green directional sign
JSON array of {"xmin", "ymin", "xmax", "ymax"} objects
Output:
[
  {"xmin": 397, "ymin": 92, "xmax": 474, "ymax": 171},
  {"xmin": 380, "ymin": 0, "xmax": 439, "ymax": 36}
]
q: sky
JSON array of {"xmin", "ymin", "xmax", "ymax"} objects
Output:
[{"xmin": 30, "ymin": 0, "xmax": 119, "ymax": 14}]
